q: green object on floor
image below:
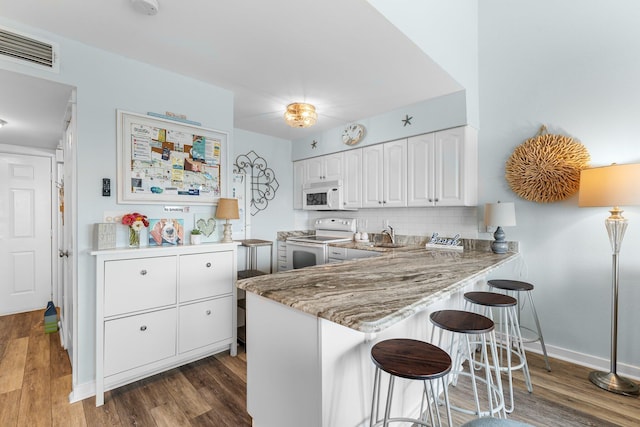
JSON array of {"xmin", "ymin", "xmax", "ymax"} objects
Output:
[{"xmin": 44, "ymin": 301, "xmax": 58, "ymax": 334}]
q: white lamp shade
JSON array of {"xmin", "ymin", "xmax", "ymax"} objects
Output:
[
  {"xmin": 578, "ymin": 163, "xmax": 640, "ymax": 208},
  {"xmin": 485, "ymin": 202, "xmax": 516, "ymax": 227}
]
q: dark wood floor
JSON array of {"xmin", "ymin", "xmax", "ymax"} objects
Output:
[{"xmin": 1, "ymin": 309, "xmax": 638, "ymax": 426}]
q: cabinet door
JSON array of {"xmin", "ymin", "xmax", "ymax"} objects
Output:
[
  {"xmin": 305, "ymin": 157, "xmax": 324, "ymax": 182},
  {"xmin": 361, "ymin": 145, "xmax": 384, "ymax": 207},
  {"xmin": 179, "ymin": 251, "xmax": 233, "ymax": 302},
  {"xmin": 104, "ymin": 308, "xmax": 177, "ymax": 376},
  {"xmin": 323, "ymin": 152, "xmax": 344, "ymax": 181},
  {"xmin": 104, "ymin": 256, "xmax": 176, "ymax": 317},
  {"xmin": 343, "ymin": 149, "xmax": 362, "ymax": 209},
  {"xmin": 179, "ymin": 296, "xmax": 233, "ymax": 353},
  {"xmin": 434, "ymin": 128, "xmax": 464, "ymax": 206},
  {"xmin": 407, "ymin": 133, "xmax": 436, "ymax": 207},
  {"xmin": 293, "ymin": 160, "xmax": 306, "ymax": 209},
  {"xmin": 383, "ymin": 139, "xmax": 407, "ymax": 207}
]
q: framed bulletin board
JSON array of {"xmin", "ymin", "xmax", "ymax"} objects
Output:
[{"xmin": 116, "ymin": 110, "xmax": 228, "ymax": 205}]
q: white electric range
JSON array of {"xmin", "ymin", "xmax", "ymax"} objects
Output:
[{"xmin": 286, "ymin": 218, "xmax": 356, "ymax": 270}]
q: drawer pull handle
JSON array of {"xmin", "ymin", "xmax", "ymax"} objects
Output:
[
  {"xmin": 140, "ymin": 269, "xmax": 147, "ymax": 276},
  {"xmin": 206, "ymin": 310, "xmax": 212, "ymax": 315},
  {"xmin": 206, "ymin": 262, "xmax": 212, "ymax": 268},
  {"xmin": 140, "ymin": 325, "xmax": 147, "ymax": 331}
]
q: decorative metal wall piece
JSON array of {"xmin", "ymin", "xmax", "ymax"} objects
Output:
[
  {"xmin": 234, "ymin": 150, "xmax": 279, "ymax": 215},
  {"xmin": 505, "ymin": 125, "xmax": 590, "ymax": 203}
]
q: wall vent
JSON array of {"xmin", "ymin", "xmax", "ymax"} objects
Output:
[{"xmin": 0, "ymin": 26, "xmax": 59, "ymax": 72}]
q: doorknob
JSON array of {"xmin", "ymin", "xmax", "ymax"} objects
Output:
[{"xmin": 59, "ymin": 250, "xmax": 70, "ymax": 258}]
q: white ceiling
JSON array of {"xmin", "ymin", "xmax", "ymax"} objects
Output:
[{"xmin": 0, "ymin": 0, "xmax": 461, "ymax": 149}]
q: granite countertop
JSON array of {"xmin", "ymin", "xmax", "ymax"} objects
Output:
[{"xmin": 237, "ymin": 247, "xmax": 520, "ymax": 333}]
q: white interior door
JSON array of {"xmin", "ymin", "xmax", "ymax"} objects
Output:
[{"xmin": 0, "ymin": 152, "xmax": 53, "ymax": 315}]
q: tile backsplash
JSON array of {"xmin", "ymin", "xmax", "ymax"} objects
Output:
[{"xmin": 295, "ymin": 206, "xmax": 479, "ymax": 239}]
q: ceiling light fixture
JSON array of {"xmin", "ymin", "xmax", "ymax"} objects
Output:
[
  {"xmin": 284, "ymin": 103, "xmax": 317, "ymax": 128},
  {"xmin": 0, "ymin": 119, "xmax": 7, "ymax": 128},
  {"xmin": 131, "ymin": 0, "xmax": 159, "ymax": 16}
]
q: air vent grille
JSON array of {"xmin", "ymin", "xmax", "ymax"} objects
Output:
[{"xmin": 0, "ymin": 27, "xmax": 57, "ymax": 69}]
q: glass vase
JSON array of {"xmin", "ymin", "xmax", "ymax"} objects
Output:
[{"xmin": 129, "ymin": 227, "xmax": 141, "ymax": 248}]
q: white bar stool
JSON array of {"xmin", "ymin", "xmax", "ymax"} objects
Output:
[
  {"xmin": 464, "ymin": 291, "xmax": 533, "ymax": 413},
  {"xmin": 429, "ymin": 310, "xmax": 506, "ymax": 419},
  {"xmin": 370, "ymin": 338, "xmax": 453, "ymax": 427},
  {"xmin": 487, "ymin": 279, "xmax": 551, "ymax": 371}
]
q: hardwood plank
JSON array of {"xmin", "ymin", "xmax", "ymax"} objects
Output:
[
  {"xmin": 0, "ymin": 389, "xmax": 21, "ymax": 427},
  {"xmin": 149, "ymin": 400, "xmax": 192, "ymax": 427},
  {"xmin": 0, "ymin": 337, "xmax": 28, "ymax": 393},
  {"xmin": 161, "ymin": 368, "xmax": 212, "ymax": 418},
  {"xmin": 51, "ymin": 375, "xmax": 87, "ymax": 427},
  {"xmin": 111, "ymin": 383, "xmax": 157, "ymax": 426},
  {"xmin": 81, "ymin": 394, "xmax": 122, "ymax": 426},
  {"xmin": 17, "ymin": 331, "xmax": 51, "ymax": 427},
  {"xmin": 214, "ymin": 349, "xmax": 247, "ymax": 383},
  {"xmin": 49, "ymin": 332, "xmax": 71, "ymax": 379}
]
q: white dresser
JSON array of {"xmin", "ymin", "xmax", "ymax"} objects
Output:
[{"xmin": 92, "ymin": 243, "xmax": 238, "ymax": 406}]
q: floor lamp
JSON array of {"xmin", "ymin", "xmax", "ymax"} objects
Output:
[{"xmin": 578, "ymin": 163, "xmax": 640, "ymax": 396}]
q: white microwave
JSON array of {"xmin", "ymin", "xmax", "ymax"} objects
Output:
[{"xmin": 302, "ymin": 180, "xmax": 352, "ymax": 210}]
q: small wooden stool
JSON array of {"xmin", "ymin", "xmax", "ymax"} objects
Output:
[
  {"xmin": 430, "ymin": 310, "xmax": 506, "ymax": 419},
  {"xmin": 464, "ymin": 291, "xmax": 533, "ymax": 413},
  {"xmin": 370, "ymin": 338, "xmax": 453, "ymax": 427},
  {"xmin": 488, "ymin": 279, "xmax": 550, "ymax": 371}
]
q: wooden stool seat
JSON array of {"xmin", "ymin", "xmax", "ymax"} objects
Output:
[
  {"xmin": 371, "ymin": 338, "xmax": 452, "ymax": 380},
  {"xmin": 464, "ymin": 291, "xmax": 517, "ymax": 308},
  {"xmin": 488, "ymin": 279, "xmax": 534, "ymax": 292},
  {"xmin": 430, "ymin": 309, "xmax": 495, "ymax": 334}
]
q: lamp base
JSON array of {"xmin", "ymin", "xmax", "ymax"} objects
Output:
[
  {"xmin": 589, "ymin": 370, "xmax": 639, "ymax": 396},
  {"xmin": 490, "ymin": 226, "xmax": 508, "ymax": 254},
  {"xmin": 221, "ymin": 222, "xmax": 233, "ymax": 243}
]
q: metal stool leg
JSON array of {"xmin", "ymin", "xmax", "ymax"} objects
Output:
[{"xmin": 526, "ymin": 292, "xmax": 551, "ymax": 371}]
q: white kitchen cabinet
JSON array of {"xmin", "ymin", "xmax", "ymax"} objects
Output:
[
  {"xmin": 362, "ymin": 139, "xmax": 407, "ymax": 208},
  {"xmin": 305, "ymin": 152, "xmax": 344, "ymax": 183},
  {"xmin": 293, "ymin": 160, "xmax": 305, "ymax": 209},
  {"xmin": 407, "ymin": 126, "xmax": 477, "ymax": 207},
  {"xmin": 343, "ymin": 148, "xmax": 362, "ymax": 209},
  {"xmin": 92, "ymin": 243, "xmax": 237, "ymax": 406}
]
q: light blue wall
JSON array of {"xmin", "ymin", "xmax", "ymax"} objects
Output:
[
  {"xmin": 477, "ymin": 0, "xmax": 640, "ymax": 372},
  {"xmin": 233, "ymin": 129, "xmax": 294, "ymax": 271},
  {"xmin": 368, "ymin": 0, "xmax": 479, "ymax": 128},
  {"xmin": 0, "ymin": 17, "xmax": 234, "ymax": 389},
  {"xmin": 291, "ymin": 91, "xmax": 468, "ymax": 161}
]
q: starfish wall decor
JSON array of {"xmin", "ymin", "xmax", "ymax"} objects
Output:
[{"xmin": 402, "ymin": 114, "xmax": 413, "ymax": 127}]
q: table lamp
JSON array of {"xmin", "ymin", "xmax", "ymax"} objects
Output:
[
  {"xmin": 484, "ymin": 202, "xmax": 516, "ymax": 254},
  {"xmin": 579, "ymin": 163, "xmax": 640, "ymax": 396},
  {"xmin": 215, "ymin": 198, "xmax": 240, "ymax": 243}
]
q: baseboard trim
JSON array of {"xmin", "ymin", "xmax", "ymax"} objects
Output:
[
  {"xmin": 524, "ymin": 342, "xmax": 640, "ymax": 381},
  {"xmin": 69, "ymin": 381, "xmax": 95, "ymax": 404}
]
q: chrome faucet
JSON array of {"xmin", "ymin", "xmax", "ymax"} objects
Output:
[{"xmin": 381, "ymin": 225, "xmax": 395, "ymax": 244}]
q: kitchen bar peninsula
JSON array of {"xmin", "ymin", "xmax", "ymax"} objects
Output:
[{"xmin": 238, "ymin": 246, "xmax": 519, "ymax": 427}]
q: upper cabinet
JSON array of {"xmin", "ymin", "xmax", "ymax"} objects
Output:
[
  {"xmin": 407, "ymin": 126, "xmax": 477, "ymax": 207},
  {"xmin": 343, "ymin": 149, "xmax": 362, "ymax": 209},
  {"xmin": 305, "ymin": 152, "xmax": 344, "ymax": 182},
  {"xmin": 292, "ymin": 126, "xmax": 477, "ymax": 210},
  {"xmin": 362, "ymin": 139, "xmax": 407, "ymax": 208}
]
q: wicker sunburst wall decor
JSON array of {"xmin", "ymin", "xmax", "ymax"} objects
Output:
[{"xmin": 505, "ymin": 125, "xmax": 590, "ymax": 203}]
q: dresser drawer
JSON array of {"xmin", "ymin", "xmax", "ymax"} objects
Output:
[
  {"xmin": 178, "ymin": 296, "xmax": 232, "ymax": 353},
  {"xmin": 179, "ymin": 251, "xmax": 233, "ymax": 302},
  {"xmin": 104, "ymin": 308, "xmax": 177, "ymax": 377},
  {"xmin": 104, "ymin": 256, "xmax": 176, "ymax": 317}
]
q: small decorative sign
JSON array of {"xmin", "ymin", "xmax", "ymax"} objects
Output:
[
  {"xmin": 164, "ymin": 206, "xmax": 190, "ymax": 213},
  {"xmin": 425, "ymin": 232, "xmax": 463, "ymax": 251}
]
